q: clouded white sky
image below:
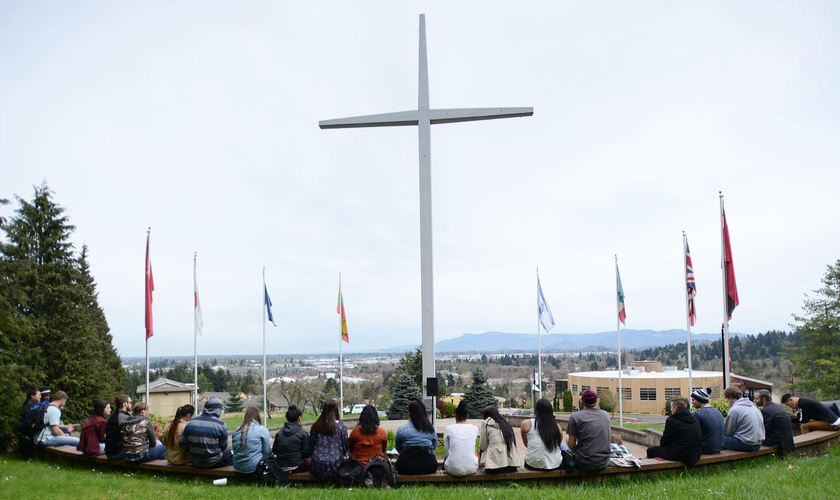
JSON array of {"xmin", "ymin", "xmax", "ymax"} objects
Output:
[{"xmin": 2, "ymin": 2, "xmax": 838, "ymax": 358}]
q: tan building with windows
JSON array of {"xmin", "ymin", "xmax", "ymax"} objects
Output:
[
  {"xmin": 136, "ymin": 378, "xmax": 196, "ymax": 417},
  {"xmin": 568, "ymin": 364, "xmax": 773, "ymax": 414}
]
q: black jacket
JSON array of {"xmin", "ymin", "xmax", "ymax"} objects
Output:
[
  {"xmin": 272, "ymin": 422, "xmax": 311, "ymax": 468},
  {"xmin": 104, "ymin": 409, "xmax": 131, "ymax": 456},
  {"xmin": 761, "ymin": 402, "xmax": 794, "ymax": 455},
  {"xmin": 798, "ymin": 398, "xmax": 839, "ymax": 425},
  {"xmin": 655, "ymin": 409, "xmax": 703, "ymax": 465}
]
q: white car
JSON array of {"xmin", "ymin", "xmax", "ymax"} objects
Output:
[{"xmin": 343, "ymin": 404, "xmax": 366, "ymax": 415}]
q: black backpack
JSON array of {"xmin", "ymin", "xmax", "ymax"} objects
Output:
[
  {"xmin": 338, "ymin": 457, "xmax": 364, "ymax": 487},
  {"xmin": 363, "ymin": 455, "xmax": 397, "ymax": 488},
  {"xmin": 257, "ymin": 455, "xmax": 289, "ymax": 487},
  {"xmin": 16, "ymin": 403, "xmax": 50, "ymax": 458}
]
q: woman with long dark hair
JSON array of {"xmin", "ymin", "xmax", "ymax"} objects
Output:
[
  {"xmin": 395, "ymin": 399, "xmax": 438, "ymax": 475},
  {"xmin": 480, "ymin": 406, "xmax": 523, "ymax": 473},
  {"xmin": 443, "ymin": 400, "xmax": 479, "ymax": 476},
  {"xmin": 309, "ymin": 401, "xmax": 349, "ymax": 480},
  {"xmin": 77, "ymin": 400, "xmax": 111, "ymax": 458},
  {"xmin": 272, "ymin": 405, "xmax": 311, "ymax": 472},
  {"xmin": 161, "ymin": 404, "xmax": 194, "ymax": 465},
  {"xmin": 233, "ymin": 407, "xmax": 271, "ymax": 474},
  {"xmin": 520, "ymin": 398, "xmax": 564, "ymax": 470},
  {"xmin": 349, "ymin": 405, "xmax": 387, "ymax": 466}
]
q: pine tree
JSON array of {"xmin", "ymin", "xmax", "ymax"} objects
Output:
[
  {"xmin": 0, "ymin": 184, "xmax": 125, "ymax": 426},
  {"xmin": 388, "ymin": 373, "xmax": 421, "ymax": 418},
  {"xmin": 463, "ymin": 368, "xmax": 497, "ymax": 418},
  {"xmin": 787, "ymin": 260, "xmax": 840, "ymax": 398}
]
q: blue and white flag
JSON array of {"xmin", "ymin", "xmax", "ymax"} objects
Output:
[
  {"xmin": 264, "ymin": 285, "xmax": 276, "ymax": 327},
  {"xmin": 537, "ymin": 276, "xmax": 555, "ymax": 333}
]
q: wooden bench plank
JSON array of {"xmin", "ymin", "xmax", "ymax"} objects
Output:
[{"xmin": 42, "ymin": 429, "xmax": 840, "ymax": 486}]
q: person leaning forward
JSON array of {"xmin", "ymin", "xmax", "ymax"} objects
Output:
[{"xmin": 782, "ymin": 394, "xmax": 840, "ymax": 433}]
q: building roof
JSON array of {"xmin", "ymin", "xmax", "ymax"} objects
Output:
[
  {"xmin": 135, "ymin": 377, "xmax": 195, "ymax": 393},
  {"xmin": 569, "ymin": 369, "xmax": 721, "ymax": 379},
  {"xmin": 569, "ymin": 370, "xmax": 773, "ymax": 387}
]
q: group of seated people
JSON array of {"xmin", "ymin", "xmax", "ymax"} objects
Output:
[
  {"xmin": 27, "ymin": 383, "xmax": 839, "ymax": 479},
  {"xmin": 646, "ymin": 385, "xmax": 840, "ymax": 465}
]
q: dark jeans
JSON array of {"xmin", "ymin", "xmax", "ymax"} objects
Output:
[
  {"xmin": 722, "ymin": 436, "xmax": 761, "ymax": 452},
  {"xmin": 484, "ymin": 465, "xmax": 519, "ymax": 474},
  {"xmin": 395, "ymin": 447, "xmax": 438, "ymax": 475}
]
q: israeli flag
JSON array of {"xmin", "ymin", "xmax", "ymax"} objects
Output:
[{"xmin": 538, "ymin": 276, "xmax": 555, "ymax": 333}]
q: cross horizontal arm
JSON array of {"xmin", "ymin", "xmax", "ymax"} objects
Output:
[
  {"xmin": 319, "ymin": 111, "xmax": 420, "ymax": 129},
  {"xmin": 429, "ymin": 107, "xmax": 534, "ymax": 124}
]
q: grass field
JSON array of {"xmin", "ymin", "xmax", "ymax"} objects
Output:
[
  {"xmin": 3, "ymin": 446, "xmax": 840, "ymax": 499},
  {"xmin": 220, "ymin": 411, "xmax": 319, "ymax": 429}
]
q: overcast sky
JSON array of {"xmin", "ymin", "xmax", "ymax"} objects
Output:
[{"xmin": 2, "ymin": 2, "xmax": 838, "ymax": 358}]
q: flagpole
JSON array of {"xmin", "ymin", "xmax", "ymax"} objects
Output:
[
  {"xmin": 145, "ymin": 228, "xmax": 151, "ymax": 409},
  {"xmin": 719, "ymin": 192, "xmax": 731, "ymax": 388},
  {"xmin": 683, "ymin": 232, "xmax": 694, "ymax": 394},
  {"xmin": 263, "ymin": 267, "xmax": 268, "ymax": 423},
  {"xmin": 338, "ymin": 273, "xmax": 344, "ymax": 416},
  {"xmin": 193, "ymin": 252, "xmax": 199, "ymax": 411},
  {"xmin": 536, "ymin": 268, "xmax": 542, "ymax": 400},
  {"xmin": 615, "ymin": 255, "xmax": 623, "ymax": 427}
]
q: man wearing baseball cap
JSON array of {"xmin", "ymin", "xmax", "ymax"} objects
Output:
[
  {"xmin": 690, "ymin": 388, "xmax": 724, "ymax": 455},
  {"xmin": 566, "ymin": 389, "xmax": 611, "ymax": 471}
]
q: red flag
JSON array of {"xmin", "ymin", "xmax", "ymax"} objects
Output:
[
  {"xmin": 145, "ymin": 233, "xmax": 154, "ymax": 339},
  {"xmin": 722, "ymin": 210, "xmax": 739, "ymax": 319}
]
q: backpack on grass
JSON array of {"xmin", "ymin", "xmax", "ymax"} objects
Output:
[
  {"xmin": 257, "ymin": 456, "xmax": 289, "ymax": 487},
  {"xmin": 363, "ymin": 455, "xmax": 397, "ymax": 488}
]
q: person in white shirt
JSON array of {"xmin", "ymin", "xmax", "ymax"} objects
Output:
[{"xmin": 443, "ymin": 401, "xmax": 479, "ymax": 477}]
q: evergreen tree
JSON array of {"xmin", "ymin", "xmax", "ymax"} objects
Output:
[
  {"xmin": 0, "ymin": 184, "xmax": 124, "ymax": 426},
  {"xmin": 227, "ymin": 391, "xmax": 244, "ymax": 412},
  {"xmin": 787, "ymin": 260, "xmax": 840, "ymax": 398},
  {"xmin": 388, "ymin": 373, "xmax": 421, "ymax": 418},
  {"xmin": 463, "ymin": 368, "xmax": 497, "ymax": 418}
]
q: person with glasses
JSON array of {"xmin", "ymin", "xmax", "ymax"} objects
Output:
[{"xmin": 105, "ymin": 395, "xmax": 133, "ymax": 460}]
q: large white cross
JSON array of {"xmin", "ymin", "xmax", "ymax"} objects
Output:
[{"xmin": 320, "ymin": 14, "xmax": 532, "ymax": 406}]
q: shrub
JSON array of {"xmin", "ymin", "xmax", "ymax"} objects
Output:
[
  {"xmin": 710, "ymin": 398, "xmax": 731, "ymax": 418},
  {"xmin": 386, "ymin": 430, "xmax": 395, "ymax": 451},
  {"xmin": 563, "ymin": 390, "xmax": 573, "ymax": 412},
  {"xmin": 599, "ymin": 389, "xmax": 617, "ymax": 414}
]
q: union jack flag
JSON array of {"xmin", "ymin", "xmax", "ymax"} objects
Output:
[{"xmin": 685, "ymin": 237, "xmax": 697, "ymax": 326}]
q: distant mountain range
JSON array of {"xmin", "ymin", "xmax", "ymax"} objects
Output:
[{"xmin": 376, "ymin": 329, "xmax": 740, "ymax": 354}]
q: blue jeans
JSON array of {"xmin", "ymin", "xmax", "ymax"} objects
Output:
[
  {"xmin": 723, "ymin": 436, "xmax": 761, "ymax": 452},
  {"xmin": 40, "ymin": 435, "xmax": 80, "ymax": 447},
  {"xmin": 126, "ymin": 444, "xmax": 167, "ymax": 463}
]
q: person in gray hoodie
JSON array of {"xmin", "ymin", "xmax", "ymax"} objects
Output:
[
  {"xmin": 722, "ymin": 386, "xmax": 765, "ymax": 452},
  {"xmin": 272, "ymin": 405, "xmax": 311, "ymax": 472}
]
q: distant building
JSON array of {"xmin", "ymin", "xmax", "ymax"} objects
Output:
[
  {"xmin": 136, "ymin": 378, "xmax": 195, "ymax": 417},
  {"xmin": 567, "ymin": 361, "xmax": 772, "ymax": 414}
]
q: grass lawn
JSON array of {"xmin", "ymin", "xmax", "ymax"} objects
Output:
[{"xmin": 3, "ymin": 446, "xmax": 840, "ymax": 499}]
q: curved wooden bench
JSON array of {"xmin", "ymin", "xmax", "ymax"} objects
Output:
[{"xmin": 42, "ymin": 430, "xmax": 840, "ymax": 486}]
